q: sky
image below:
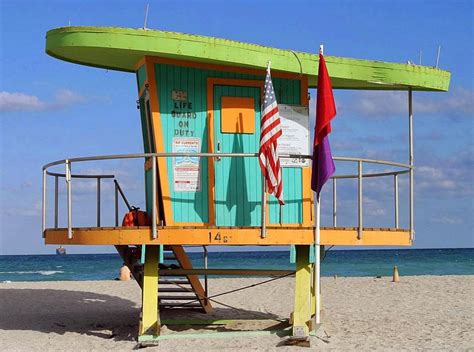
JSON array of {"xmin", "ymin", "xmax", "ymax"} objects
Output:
[{"xmin": 0, "ymin": 0, "xmax": 473, "ymax": 255}]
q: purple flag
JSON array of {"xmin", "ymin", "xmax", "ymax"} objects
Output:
[{"xmin": 311, "ymin": 136, "xmax": 335, "ymax": 195}]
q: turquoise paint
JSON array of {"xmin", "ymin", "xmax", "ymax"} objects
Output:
[
  {"xmin": 152, "ymin": 63, "xmax": 303, "ymax": 225},
  {"xmin": 214, "ymin": 85, "xmax": 262, "ymax": 226},
  {"xmin": 140, "ymin": 245, "xmax": 146, "ymax": 264},
  {"xmin": 290, "ymin": 245, "xmax": 315, "ymax": 264},
  {"xmin": 138, "ymin": 96, "xmax": 150, "ymax": 153},
  {"xmin": 136, "ymin": 65, "xmax": 147, "ymax": 91}
]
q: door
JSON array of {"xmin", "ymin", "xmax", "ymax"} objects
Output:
[{"xmin": 213, "ymin": 85, "xmax": 262, "ymax": 226}]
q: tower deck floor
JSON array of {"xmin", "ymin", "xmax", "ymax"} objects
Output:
[{"xmin": 44, "ymin": 226, "xmax": 411, "ymax": 246}]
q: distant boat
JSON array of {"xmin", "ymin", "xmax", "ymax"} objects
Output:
[{"xmin": 56, "ymin": 246, "xmax": 66, "ymax": 255}]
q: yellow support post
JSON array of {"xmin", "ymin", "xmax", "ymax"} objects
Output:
[
  {"xmin": 292, "ymin": 245, "xmax": 311, "ymax": 337},
  {"xmin": 139, "ymin": 245, "xmax": 160, "ymax": 337},
  {"xmin": 311, "ymin": 263, "xmax": 316, "ymax": 315}
]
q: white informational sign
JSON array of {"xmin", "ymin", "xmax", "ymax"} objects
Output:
[
  {"xmin": 278, "ymin": 104, "xmax": 310, "ymax": 167},
  {"xmin": 172, "ymin": 138, "xmax": 201, "ymax": 192}
]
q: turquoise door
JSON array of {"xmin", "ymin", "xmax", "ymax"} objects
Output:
[{"xmin": 213, "ymin": 85, "xmax": 262, "ymax": 226}]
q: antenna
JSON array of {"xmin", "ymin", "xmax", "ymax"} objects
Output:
[
  {"xmin": 436, "ymin": 45, "xmax": 441, "ymax": 68},
  {"xmin": 143, "ymin": 3, "xmax": 150, "ymax": 30},
  {"xmin": 319, "ymin": 44, "xmax": 324, "ymax": 55},
  {"xmin": 419, "ymin": 50, "xmax": 422, "ymax": 65}
]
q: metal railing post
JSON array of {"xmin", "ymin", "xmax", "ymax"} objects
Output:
[
  {"xmin": 408, "ymin": 89, "xmax": 414, "ymax": 240},
  {"xmin": 261, "ymin": 175, "xmax": 267, "ymax": 238},
  {"xmin": 358, "ymin": 161, "xmax": 363, "ymax": 240},
  {"xmin": 65, "ymin": 160, "xmax": 73, "ymax": 239},
  {"xmin": 96, "ymin": 178, "xmax": 101, "ymax": 227},
  {"xmin": 333, "ymin": 178, "xmax": 337, "ymax": 227},
  {"xmin": 115, "ymin": 182, "xmax": 119, "ymax": 227},
  {"xmin": 394, "ymin": 174, "xmax": 399, "ymax": 229},
  {"xmin": 42, "ymin": 169, "xmax": 47, "ymax": 237},
  {"xmin": 203, "ymin": 245, "xmax": 208, "ymax": 305},
  {"xmin": 152, "ymin": 155, "xmax": 157, "ymax": 239},
  {"xmin": 41, "ymin": 152, "xmax": 414, "ymax": 239},
  {"xmin": 54, "ymin": 176, "xmax": 59, "ymax": 229}
]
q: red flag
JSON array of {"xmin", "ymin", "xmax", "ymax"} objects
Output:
[
  {"xmin": 311, "ymin": 54, "xmax": 337, "ymax": 195},
  {"xmin": 259, "ymin": 65, "xmax": 284, "ymax": 205},
  {"xmin": 314, "ymin": 54, "xmax": 336, "ymax": 147}
]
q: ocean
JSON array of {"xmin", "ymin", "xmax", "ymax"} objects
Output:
[{"xmin": 0, "ymin": 248, "xmax": 472, "ymax": 282}]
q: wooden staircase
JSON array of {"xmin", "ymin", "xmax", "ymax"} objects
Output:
[{"xmin": 115, "ymin": 244, "xmax": 212, "ymax": 313}]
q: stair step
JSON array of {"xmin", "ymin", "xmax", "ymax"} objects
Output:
[
  {"xmin": 160, "ymin": 302, "xmax": 203, "ymax": 309},
  {"xmin": 158, "ymin": 279, "xmax": 190, "ymax": 285},
  {"xmin": 159, "ymin": 295, "xmax": 199, "ymax": 301},
  {"xmin": 164, "ymin": 256, "xmax": 177, "ymax": 260},
  {"xmin": 159, "ymin": 287, "xmax": 193, "ymax": 293}
]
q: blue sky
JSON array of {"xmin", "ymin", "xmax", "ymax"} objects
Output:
[{"xmin": 0, "ymin": 0, "xmax": 472, "ymax": 255}]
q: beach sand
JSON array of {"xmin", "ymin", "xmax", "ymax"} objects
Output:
[{"xmin": 1, "ymin": 275, "xmax": 473, "ymax": 351}]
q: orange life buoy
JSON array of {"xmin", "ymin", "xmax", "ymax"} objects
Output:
[{"xmin": 122, "ymin": 207, "xmax": 151, "ymax": 227}]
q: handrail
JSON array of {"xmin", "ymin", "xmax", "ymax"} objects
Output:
[
  {"xmin": 46, "ymin": 171, "xmax": 115, "ymax": 179},
  {"xmin": 43, "ymin": 152, "xmax": 412, "ymax": 170},
  {"xmin": 42, "ymin": 169, "xmax": 132, "ymax": 236},
  {"xmin": 42, "ymin": 152, "xmax": 413, "ymax": 240}
]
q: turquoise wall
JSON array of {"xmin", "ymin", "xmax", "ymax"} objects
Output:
[
  {"xmin": 136, "ymin": 64, "xmax": 147, "ymax": 91},
  {"xmin": 152, "ymin": 63, "xmax": 304, "ymax": 225}
]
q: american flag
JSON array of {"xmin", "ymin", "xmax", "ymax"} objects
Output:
[{"xmin": 259, "ymin": 64, "xmax": 284, "ymax": 205}]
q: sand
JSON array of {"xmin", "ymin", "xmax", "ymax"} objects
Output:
[{"xmin": 1, "ymin": 275, "xmax": 473, "ymax": 351}]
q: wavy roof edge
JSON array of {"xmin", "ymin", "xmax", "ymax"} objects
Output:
[{"xmin": 46, "ymin": 26, "xmax": 450, "ymax": 91}]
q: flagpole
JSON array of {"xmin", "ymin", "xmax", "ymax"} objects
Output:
[
  {"xmin": 260, "ymin": 60, "xmax": 272, "ymax": 239},
  {"xmin": 314, "ymin": 194, "xmax": 321, "ymax": 325},
  {"xmin": 313, "ymin": 44, "xmax": 324, "ymax": 328}
]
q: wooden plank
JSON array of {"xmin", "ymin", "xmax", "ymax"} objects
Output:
[
  {"xmin": 44, "ymin": 227, "xmax": 412, "ymax": 246},
  {"xmin": 292, "ymin": 245, "xmax": 311, "ymax": 337},
  {"xmin": 170, "ymin": 245, "xmax": 212, "ymax": 313},
  {"xmin": 145, "ymin": 57, "xmax": 172, "ymax": 225},
  {"xmin": 140, "ymin": 245, "xmax": 160, "ymax": 336},
  {"xmin": 160, "ymin": 318, "xmax": 280, "ymax": 325},
  {"xmin": 138, "ymin": 328, "xmax": 292, "ymax": 342},
  {"xmin": 159, "ymin": 269, "xmax": 294, "ymax": 276}
]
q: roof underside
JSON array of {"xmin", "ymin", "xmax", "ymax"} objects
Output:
[{"xmin": 46, "ymin": 26, "xmax": 450, "ymax": 91}]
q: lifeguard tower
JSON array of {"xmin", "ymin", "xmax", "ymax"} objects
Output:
[{"xmin": 42, "ymin": 26, "xmax": 450, "ymax": 342}]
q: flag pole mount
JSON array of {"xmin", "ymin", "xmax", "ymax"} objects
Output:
[{"xmin": 319, "ymin": 45, "xmax": 324, "ymax": 55}]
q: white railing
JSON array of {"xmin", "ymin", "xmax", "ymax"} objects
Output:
[{"xmin": 42, "ymin": 153, "xmax": 413, "ymax": 240}]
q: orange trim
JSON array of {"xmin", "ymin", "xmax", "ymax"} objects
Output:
[
  {"xmin": 145, "ymin": 56, "xmax": 301, "ymax": 80},
  {"xmin": 138, "ymin": 81, "xmax": 148, "ymax": 97},
  {"xmin": 145, "ymin": 58, "xmax": 174, "ymax": 225},
  {"xmin": 134, "ymin": 57, "xmax": 148, "ymax": 94},
  {"xmin": 134, "ymin": 57, "xmax": 147, "ymax": 71},
  {"xmin": 44, "ymin": 228, "xmax": 412, "ymax": 246},
  {"xmin": 207, "ymin": 78, "xmax": 264, "ymax": 226},
  {"xmin": 300, "ymin": 75, "xmax": 313, "ymax": 226}
]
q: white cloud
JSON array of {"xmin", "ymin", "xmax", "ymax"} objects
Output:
[
  {"xmin": 416, "ymin": 152, "xmax": 474, "ymax": 198},
  {"xmin": 0, "ymin": 92, "xmax": 46, "ymax": 112},
  {"xmin": 0, "ymin": 89, "xmax": 86, "ymax": 112},
  {"xmin": 344, "ymin": 87, "xmax": 473, "ymax": 117},
  {"xmin": 2, "ymin": 201, "xmax": 41, "ymax": 217},
  {"xmin": 430, "ymin": 216, "xmax": 463, "ymax": 225},
  {"xmin": 53, "ymin": 89, "xmax": 86, "ymax": 108}
]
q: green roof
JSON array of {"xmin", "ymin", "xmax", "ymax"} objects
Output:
[{"xmin": 46, "ymin": 26, "xmax": 450, "ymax": 91}]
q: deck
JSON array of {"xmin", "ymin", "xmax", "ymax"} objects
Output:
[{"xmin": 44, "ymin": 226, "xmax": 411, "ymax": 246}]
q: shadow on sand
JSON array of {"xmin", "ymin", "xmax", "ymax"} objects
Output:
[
  {"xmin": 0, "ymin": 288, "xmax": 285, "ymax": 342},
  {"xmin": 0, "ymin": 288, "xmax": 140, "ymax": 342}
]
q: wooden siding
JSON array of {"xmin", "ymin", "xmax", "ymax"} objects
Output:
[
  {"xmin": 152, "ymin": 63, "xmax": 303, "ymax": 225},
  {"xmin": 136, "ymin": 64, "xmax": 147, "ymax": 91}
]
